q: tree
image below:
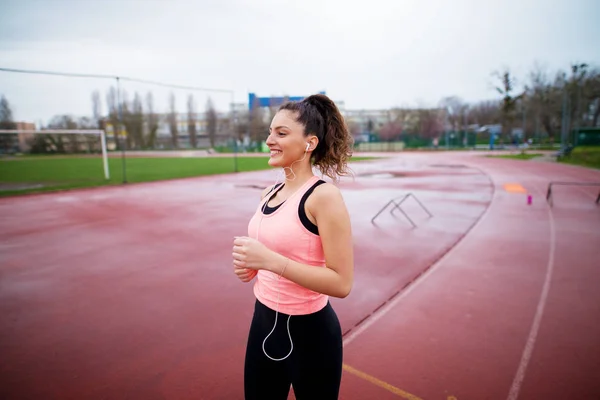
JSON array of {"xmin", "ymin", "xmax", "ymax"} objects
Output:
[
  {"xmin": 366, "ymin": 119, "xmax": 374, "ymax": 134},
  {"xmin": 566, "ymin": 63, "xmax": 600, "ymax": 132},
  {"xmin": 439, "ymin": 96, "xmax": 467, "ymax": 133},
  {"xmin": 522, "ymin": 62, "xmax": 600, "ymax": 145},
  {"xmin": 493, "ymin": 68, "xmax": 525, "ymax": 141},
  {"xmin": 30, "ymin": 115, "xmax": 79, "ymax": 154},
  {"xmin": 249, "ymin": 100, "xmax": 268, "ymax": 146},
  {"xmin": 121, "ymin": 91, "xmax": 144, "ymax": 149},
  {"xmin": 0, "ymin": 95, "xmax": 16, "ymax": 128},
  {"xmin": 131, "ymin": 92, "xmax": 144, "ymax": 149},
  {"xmin": 205, "ymin": 97, "xmax": 218, "ymax": 148},
  {"xmin": 90, "ymin": 90, "xmax": 103, "ymax": 151},
  {"xmin": 268, "ymin": 96, "xmax": 279, "ymax": 123},
  {"xmin": 91, "ymin": 90, "xmax": 102, "ymax": 129},
  {"xmin": 470, "ymin": 100, "xmax": 500, "ymax": 126},
  {"xmin": 345, "ymin": 118, "xmax": 361, "ymax": 141},
  {"xmin": 417, "ymin": 108, "xmax": 444, "ymax": 139},
  {"xmin": 106, "ymin": 86, "xmax": 123, "ymax": 150},
  {"xmin": 145, "ymin": 92, "xmax": 159, "ymax": 149},
  {"xmin": 187, "ymin": 94, "xmax": 198, "ymax": 148},
  {"xmin": 585, "ymin": 69, "xmax": 600, "ymax": 127},
  {"xmin": 77, "ymin": 116, "xmax": 98, "ymax": 153},
  {"xmin": 168, "ymin": 92, "xmax": 178, "ymax": 149},
  {"xmin": 523, "ymin": 63, "xmax": 559, "ymax": 140},
  {"xmin": 0, "ymin": 95, "xmax": 17, "ymax": 152},
  {"xmin": 378, "ymin": 120, "xmax": 403, "ymax": 142}
]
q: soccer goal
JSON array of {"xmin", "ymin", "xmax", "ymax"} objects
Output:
[{"xmin": 0, "ymin": 129, "xmax": 110, "ymax": 179}]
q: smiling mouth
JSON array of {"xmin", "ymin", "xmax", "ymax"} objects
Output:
[{"xmin": 270, "ymin": 150, "xmax": 282, "ymax": 156}]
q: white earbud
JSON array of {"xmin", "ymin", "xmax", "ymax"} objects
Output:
[{"xmin": 305, "ymin": 142, "xmax": 310, "ymax": 152}]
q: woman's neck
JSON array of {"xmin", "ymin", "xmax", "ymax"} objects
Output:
[{"xmin": 282, "ymin": 163, "xmax": 314, "ymax": 191}]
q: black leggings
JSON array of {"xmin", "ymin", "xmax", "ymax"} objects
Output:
[{"xmin": 244, "ymin": 299, "xmax": 343, "ymax": 400}]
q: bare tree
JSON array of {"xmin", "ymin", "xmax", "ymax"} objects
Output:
[
  {"xmin": 0, "ymin": 95, "xmax": 15, "ymax": 127},
  {"xmin": 248, "ymin": 96, "xmax": 268, "ymax": 146},
  {"xmin": 417, "ymin": 108, "xmax": 444, "ymax": 139},
  {"xmin": 585, "ymin": 69, "xmax": 600, "ymax": 127},
  {"xmin": 0, "ymin": 95, "xmax": 17, "ymax": 152},
  {"xmin": 120, "ymin": 90, "xmax": 134, "ymax": 149},
  {"xmin": 205, "ymin": 97, "xmax": 218, "ymax": 148},
  {"xmin": 106, "ymin": 86, "xmax": 122, "ymax": 150},
  {"xmin": 187, "ymin": 94, "xmax": 198, "ymax": 148},
  {"xmin": 34, "ymin": 115, "xmax": 80, "ymax": 153},
  {"xmin": 379, "ymin": 120, "xmax": 403, "ymax": 142},
  {"xmin": 470, "ymin": 100, "xmax": 500, "ymax": 126},
  {"xmin": 566, "ymin": 63, "xmax": 600, "ymax": 133},
  {"xmin": 366, "ymin": 119, "xmax": 375, "ymax": 134},
  {"xmin": 121, "ymin": 91, "xmax": 146, "ymax": 149},
  {"xmin": 345, "ymin": 118, "xmax": 361, "ymax": 141},
  {"xmin": 524, "ymin": 64, "xmax": 559, "ymax": 140},
  {"xmin": 389, "ymin": 108, "xmax": 410, "ymax": 128},
  {"xmin": 145, "ymin": 92, "xmax": 158, "ymax": 149},
  {"xmin": 0, "ymin": 95, "xmax": 15, "ymax": 124},
  {"xmin": 77, "ymin": 116, "xmax": 98, "ymax": 152},
  {"xmin": 493, "ymin": 68, "xmax": 525, "ymax": 141},
  {"xmin": 268, "ymin": 96, "xmax": 279, "ymax": 122},
  {"xmin": 236, "ymin": 119, "xmax": 249, "ymax": 143},
  {"xmin": 168, "ymin": 92, "xmax": 178, "ymax": 149},
  {"xmin": 523, "ymin": 62, "xmax": 600, "ymax": 144},
  {"xmin": 88, "ymin": 91, "xmax": 103, "ymax": 151},
  {"xmin": 131, "ymin": 92, "xmax": 144, "ymax": 149},
  {"xmin": 439, "ymin": 96, "xmax": 467, "ymax": 132},
  {"xmin": 91, "ymin": 90, "xmax": 103, "ymax": 129}
]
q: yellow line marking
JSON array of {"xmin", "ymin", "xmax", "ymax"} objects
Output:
[
  {"xmin": 342, "ymin": 363, "xmax": 423, "ymax": 400},
  {"xmin": 503, "ymin": 183, "xmax": 527, "ymax": 193}
]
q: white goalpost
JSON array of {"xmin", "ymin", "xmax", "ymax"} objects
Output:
[{"xmin": 0, "ymin": 129, "xmax": 110, "ymax": 180}]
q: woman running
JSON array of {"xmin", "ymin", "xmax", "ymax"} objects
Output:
[{"xmin": 233, "ymin": 93, "xmax": 355, "ymax": 400}]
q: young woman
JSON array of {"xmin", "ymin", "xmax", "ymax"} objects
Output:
[{"xmin": 232, "ymin": 93, "xmax": 355, "ymax": 399}]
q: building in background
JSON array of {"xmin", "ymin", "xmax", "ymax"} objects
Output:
[
  {"xmin": 0, "ymin": 121, "xmax": 36, "ymax": 153},
  {"xmin": 16, "ymin": 122, "xmax": 36, "ymax": 152}
]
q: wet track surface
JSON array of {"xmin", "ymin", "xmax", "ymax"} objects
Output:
[{"xmin": 1, "ymin": 152, "xmax": 599, "ymax": 399}]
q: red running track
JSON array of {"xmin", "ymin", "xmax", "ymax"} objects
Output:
[{"xmin": 0, "ymin": 152, "xmax": 598, "ymax": 399}]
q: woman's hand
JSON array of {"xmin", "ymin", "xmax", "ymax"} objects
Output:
[
  {"xmin": 234, "ymin": 266, "xmax": 257, "ymax": 283},
  {"xmin": 232, "ymin": 236, "xmax": 282, "ymax": 273}
]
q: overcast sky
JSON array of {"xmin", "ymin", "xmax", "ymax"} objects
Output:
[{"xmin": 1, "ymin": 0, "xmax": 598, "ymax": 124}]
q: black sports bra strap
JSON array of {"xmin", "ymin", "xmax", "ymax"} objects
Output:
[
  {"xmin": 299, "ymin": 179, "xmax": 326, "ymax": 235},
  {"xmin": 262, "ymin": 183, "xmax": 285, "ymax": 214},
  {"xmin": 264, "ymin": 182, "xmax": 283, "ymax": 198}
]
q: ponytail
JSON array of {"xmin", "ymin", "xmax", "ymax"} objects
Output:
[{"xmin": 279, "ymin": 94, "xmax": 354, "ymax": 182}]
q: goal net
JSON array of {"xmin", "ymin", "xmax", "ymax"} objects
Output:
[{"xmin": 0, "ymin": 129, "xmax": 110, "ymax": 183}]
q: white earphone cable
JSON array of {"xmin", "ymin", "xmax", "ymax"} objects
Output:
[{"xmin": 256, "ymin": 145, "xmax": 310, "ymax": 362}]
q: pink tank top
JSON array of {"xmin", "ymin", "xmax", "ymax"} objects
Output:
[{"xmin": 247, "ymin": 175, "xmax": 329, "ymax": 316}]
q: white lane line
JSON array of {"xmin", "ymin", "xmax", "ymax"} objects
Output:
[
  {"xmin": 506, "ymin": 183, "xmax": 557, "ymax": 400},
  {"xmin": 343, "ymin": 165, "xmax": 496, "ymax": 347}
]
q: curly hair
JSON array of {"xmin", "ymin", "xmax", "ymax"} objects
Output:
[{"xmin": 279, "ymin": 94, "xmax": 354, "ymax": 182}]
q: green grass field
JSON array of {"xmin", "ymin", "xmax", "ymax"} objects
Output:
[
  {"xmin": 486, "ymin": 152, "xmax": 545, "ymax": 160},
  {"xmin": 558, "ymin": 146, "xmax": 600, "ymax": 169},
  {"xmin": 0, "ymin": 155, "xmax": 377, "ymax": 197}
]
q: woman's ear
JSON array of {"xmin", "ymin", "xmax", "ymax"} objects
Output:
[{"xmin": 307, "ymin": 136, "xmax": 319, "ymax": 151}]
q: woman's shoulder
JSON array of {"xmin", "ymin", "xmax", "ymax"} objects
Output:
[
  {"xmin": 309, "ymin": 180, "xmax": 344, "ymax": 205},
  {"xmin": 306, "ymin": 180, "xmax": 349, "ymax": 224}
]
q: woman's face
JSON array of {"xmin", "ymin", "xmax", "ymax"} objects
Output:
[{"xmin": 266, "ymin": 110, "xmax": 313, "ymax": 168}]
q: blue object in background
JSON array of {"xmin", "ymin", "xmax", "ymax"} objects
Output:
[{"xmin": 248, "ymin": 91, "xmax": 326, "ymax": 110}]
